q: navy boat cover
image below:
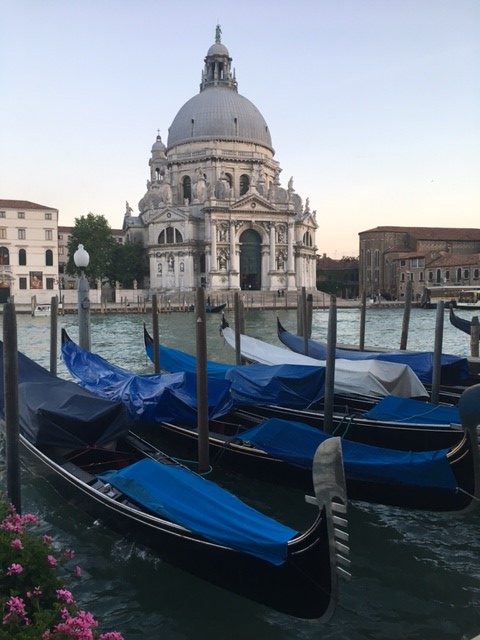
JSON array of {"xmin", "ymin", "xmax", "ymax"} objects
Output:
[
  {"xmin": 99, "ymin": 458, "xmax": 298, "ymax": 566},
  {"xmin": 0, "ymin": 343, "xmax": 129, "ymax": 449},
  {"xmin": 278, "ymin": 323, "xmax": 469, "ymax": 385},
  {"xmin": 62, "ymin": 338, "xmax": 233, "ymax": 426},
  {"xmin": 235, "ymin": 418, "xmax": 457, "ymax": 490},
  {"xmin": 145, "ymin": 342, "xmax": 326, "ymax": 409},
  {"xmin": 362, "ymin": 396, "xmax": 460, "ymax": 425}
]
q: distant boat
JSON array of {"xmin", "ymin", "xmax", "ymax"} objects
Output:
[{"xmin": 32, "ymin": 303, "xmax": 50, "ymax": 317}]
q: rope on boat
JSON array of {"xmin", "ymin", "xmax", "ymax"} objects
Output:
[
  {"xmin": 332, "ymin": 415, "xmax": 355, "ymax": 438},
  {"xmin": 171, "ymin": 457, "xmax": 213, "ymax": 476},
  {"xmin": 456, "ymin": 486, "xmax": 480, "ymax": 502}
]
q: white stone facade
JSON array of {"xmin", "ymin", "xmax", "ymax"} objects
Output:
[
  {"xmin": 124, "ymin": 29, "xmax": 317, "ymax": 292},
  {"xmin": 0, "ymin": 200, "xmax": 59, "ymax": 304}
]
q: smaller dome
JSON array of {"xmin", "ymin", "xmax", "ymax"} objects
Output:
[
  {"xmin": 207, "ymin": 42, "xmax": 229, "ymax": 57},
  {"xmin": 151, "ymin": 135, "xmax": 166, "ymax": 152}
]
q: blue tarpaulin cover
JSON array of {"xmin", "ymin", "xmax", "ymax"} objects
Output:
[
  {"xmin": 235, "ymin": 418, "xmax": 457, "ymax": 490},
  {"xmin": 0, "ymin": 342, "xmax": 129, "ymax": 449},
  {"xmin": 362, "ymin": 396, "xmax": 461, "ymax": 425},
  {"xmin": 99, "ymin": 458, "xmax": 298, "ymax": 566},
  {"xmin": 146, "ymin": 342, "xmax": 326, "ymax": 409},
  {"xmin": 146, "ymin": 342, "xmax": 232, "ymax": 379},
  {"xmin": 62, "ymin": 339, "xmax": 233, "ymax": 426},
  {"xmin": 278, "ymin": 326, "xmax": 469, "ymax": 385},
  {"xmin": 226, "ymin": 364, "xmax": 325, "ymax": 408}
]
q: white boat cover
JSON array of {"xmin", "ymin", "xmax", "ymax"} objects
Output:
[{"xmin": 221, "ymin": 327, "xmax": 428, "ymax": 399}]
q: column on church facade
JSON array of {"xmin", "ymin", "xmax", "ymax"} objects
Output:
[
  {"xmin": 211, "ymin": 221, "xmax": 217, "ymax": 270},
  {"xmin": 261, "ymin": 246, "xmax": 269, "ymax": 290},
  {"xmin": 269, "ymin": 223, "xmax": 276, "ymax": 271},
  {"xmin": 287, "ymin": 223, "xmax": 294, "ymax": 272},
  {"xmin": 229, "ymin": 221, "xmax": 237, "ymax": 272}
]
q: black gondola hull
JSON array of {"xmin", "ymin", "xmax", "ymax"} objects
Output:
[{"xmin": 19, "ymin": 435, "xmax": 334, "ymax": 620}]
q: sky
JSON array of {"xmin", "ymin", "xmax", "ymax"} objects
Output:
[{"xmin": 1, "ymin": 0, "xmax": 479, "ymax": 258}]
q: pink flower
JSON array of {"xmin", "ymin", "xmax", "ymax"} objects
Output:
[
  {"xmin": 63, "ymin": 548, "xmax": 76, "ymax": 559},
  {"xmin": 10, "ymin": 538, "xmax": 24, "ymax": 551},
  {"xmin": 73, "ymin": 565, "xmax": 82, "ymax": 577},
  {"xmin": 21, "ymin": 513, "xmax": 38, "ymax": 525},
  {"xmin": 26, "ymin": 586, "xmax": 42, "ymax": 599},
  {"xmin": 0, "ymin": 512, "xmax": 25, "ymax": 534},
  {"xmin": 6, "ymin": 562, "xmax": 23, "ymax": 575},
  {"xmin": 99, "ymin": 633, "xmax": 125, "ymax": 640},
  {"xmin": 2, "ymin": 595, "xmax": 29, "ymax": 625},
  {"xmin": 46, "ymin": 554, "xmax": 57, "ymax": 567},
  {"xmin": 42, "ymin": 534, "xmax": 53, "ymax": 545},
  {"xmin": 56, "ymin": 588, "xmax": 75, "ymax": 604}
]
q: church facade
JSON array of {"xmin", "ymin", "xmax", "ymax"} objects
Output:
[{"xmin": 124, "ymin": 28, "xmax": 318, "ymax": 292}]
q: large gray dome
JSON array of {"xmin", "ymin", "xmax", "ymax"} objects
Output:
[{"xmin": 167, "ymin": 86, "xmax": 273, "ymax": 150}]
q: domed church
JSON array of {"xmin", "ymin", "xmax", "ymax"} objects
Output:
[{"xmin": 124, "ymin": 26, "xmax": 318, "ymax": 292}]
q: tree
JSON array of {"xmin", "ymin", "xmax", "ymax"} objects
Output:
[
  {"xmin": 109, "ymin": 241, "xmax": 148, "ymax": 288},
  {"xmin": 66, "ymin": 214, "xmax": 117, "ymax": 284}
]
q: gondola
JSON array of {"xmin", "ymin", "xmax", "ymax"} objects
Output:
[
  {"xmin": 62, "ymin": 333, "xmax": 480, "ymax": 511},
  {"xmin": 185, "ymin": 302, "xmax": 227, "ymax": 313},
  {"xmin": 449, "ymin": 306, "xmax": 475, "ymax": 336},
  {"xmin": 0, "ymin": 341, "xmax": 351, "ymax": 620},
  {"xmin": 277, "ymin": 318, "xmax": 471, "ymax": 388},
  {"xmin": 143, "ymin": 324, "xmax": 473, "ymax": 452}
]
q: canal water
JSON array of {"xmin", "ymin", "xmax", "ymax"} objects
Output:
[{"xmin": 1, "ymin": 307, "xmax": 479, "ymax": 639}]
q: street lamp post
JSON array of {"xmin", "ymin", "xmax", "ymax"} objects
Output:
[{"xmin": 74, "ymin": 244, "xmax": 91, "ymax": 350}]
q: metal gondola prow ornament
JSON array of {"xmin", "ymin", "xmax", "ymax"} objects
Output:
[{"xmin": 305, "ymin": 437, "xmax": 350, "ymax": 622}]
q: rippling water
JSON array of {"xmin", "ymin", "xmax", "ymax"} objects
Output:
[{"xmin": 2, "ymin": 307, "xmax": 480, "ymax": 639}]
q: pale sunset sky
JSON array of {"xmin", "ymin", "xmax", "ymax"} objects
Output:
[{"xmin": 1, "ymin": 0, "xmax": 478, "ymax": 257}]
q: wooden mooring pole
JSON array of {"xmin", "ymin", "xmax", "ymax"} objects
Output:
[
  {"xmin": 431, "ymin": 300, "xmax": 444, "ymax": 404},
  {"xmin": 400, "ymin": 279, "xmax": 412, "ymax": 350},
  {"xmin": 470, "ymin": 316, "xmax": 480, "ymax": 358},
  {"xmin": 50, "ymin": 295, "xmax": 58, "ymax": 376},
  {"xmin": 3, "ymin": 302, "xmax": 21, "ymax": 513},
  {"xmin": 323, "ymin": 295, "xmax": 337, "ymax": 433},
  {"xmin": 151, "ymin": 294, "xmax": 160, "ymax": 373},
  {"xmin": 359, "ymin": 290, "xmax": 367, "ymax": 351},
  {"xmin": 234, "ymin": 292, "xmax": 242, "ymax": 365},
  {"xmin": 195, "ymin": 286, "xmax": 210, "ymax": 473}
]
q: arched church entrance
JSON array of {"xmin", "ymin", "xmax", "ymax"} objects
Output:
[{"xmin": 239, "ymin": 229, "xmax": 262, "ymax": 290}]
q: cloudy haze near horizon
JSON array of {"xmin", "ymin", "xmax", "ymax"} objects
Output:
[{"xmin": 1, "ymin": 0, "xmax": 478, "ymax": 257}]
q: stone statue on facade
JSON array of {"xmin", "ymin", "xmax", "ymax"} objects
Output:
[
  {"xmin": 214, "ymin": 172, "xmax": 231, "ymax": 199},
  {"xmin": 125, "ymin": 201, "xmax": 133, "ymax": 215},
  {"xmin": 160, "ymin": 179, "xmax": 173, "ymax": 204},
  {"xmin": 193, "ymin": 168, "xmax": 207, "ymax": 203}
]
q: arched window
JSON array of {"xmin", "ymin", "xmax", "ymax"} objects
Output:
[
  {"xmin": 19, "ymin": 249, "xmax": 27, "ymax": 266},
  {"xmin": 474, "ymin": 269, "xmax": 479, "ymax": 280},
  {"xmin": 239, "ymin": 174, "xmax": 250, "ymax": 196},
  {"xmin": 436, "ymin": 269, "xmax": 441, "ymax": 283},
  {"xmin": 457, "ymin": 268, "xmax": 462, "ymax": 282},
  {"xmin": 445, "ymin": 270, "xmax": 450, "ymax": 281},
  {"xmin": 45, "ymin": 249, "xmax": 53, "ymax": 266},
  {"xmin": 225, "ymin": 173, "xmax": 233, "ymax": 188},
  {"xmin": 0, "ymin": 246, "xmax": 9, "ymax": 265},
  {"xmin": 158, "ymin": 227, "xmax": 183, "ymax": 245},
  {"xmin": 303, "ymin": 231, "xmax": 313, "ymax": 247},
  {"xmin": 182, "ymin": 176, "xmax": 192, "ymax": 203}
]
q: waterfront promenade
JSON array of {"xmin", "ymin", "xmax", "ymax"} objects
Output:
[{"xmin": 14, "ymin": 289, "xmax": 404, "ymax": 315}]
